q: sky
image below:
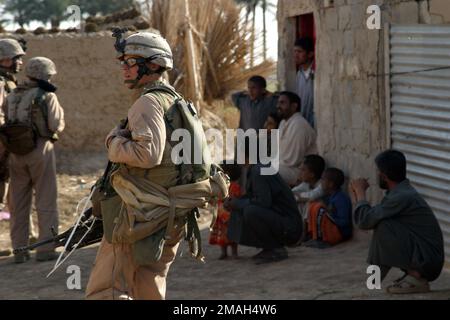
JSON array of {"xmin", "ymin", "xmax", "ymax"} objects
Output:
[
  {"xmin": 1, "ymin": 0, "xmax": 278, "ymax": 61},
  {"xmin": 251, "ymin": 0, "xmax": 279, "ymax": 61}
]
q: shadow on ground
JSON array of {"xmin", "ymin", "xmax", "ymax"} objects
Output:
[{"xmin": 1, "ymin": 230, "xmax": 449, "ymax": 300}]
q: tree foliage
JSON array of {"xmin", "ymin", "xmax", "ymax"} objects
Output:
[
  {"xmin": 1, "ymin": 0, "xmax": 137, "ymax": 28},
  {"xmin": 2, "ymin": 0, "xmax": 37, "ymax": 28},
  {"xmin": 75, "ymin": 0, "xmax": 136, "ymax": 16}
]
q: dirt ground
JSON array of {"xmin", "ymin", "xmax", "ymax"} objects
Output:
[
  {"xmin": 0, "ymin": 152, "xmax": 449, "ymax": 300},
  {"xmin": 0, "ymin": 151, "xmax": 107, "ymax": 252}
]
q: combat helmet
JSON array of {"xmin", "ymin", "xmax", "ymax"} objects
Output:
[
  {"xmin": 112, "ymin": 28, "xmax": 173, "ymax": 87},
  {"xmin": 25, "ymin": 57, "xmax": 57, "ymax": 81},
  {"xmin": 0, "ymin": 39, "xmax": 25, "ymax": 60}
]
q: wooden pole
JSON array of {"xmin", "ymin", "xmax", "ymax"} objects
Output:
[
  {"xmin": 184, "ymin": 0, "xmax": 203, "ymax": 112},
  {"xmin": 262, "ymin": 0, "xmax": 267, "ymax": 61},
  {"xmin": 251, "ymin": 6, "xmax": 256, "ymax": 67}
]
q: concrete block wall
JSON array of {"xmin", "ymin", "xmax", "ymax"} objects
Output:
[
  {"xmin": 1, "ymin": 32, "xmax": 134, "ymax": 152},
  {"xmin": 277, "ymin": 0, "xmax": 450, "ymax": 201}
]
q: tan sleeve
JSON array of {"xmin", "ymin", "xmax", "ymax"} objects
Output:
[
  {"xmin": 107, "ymin": 94, "xmax": 166, "ymax": 169},
  {"xmin": 45, "ymin": 93, "xmax": 65, "ymax": 133},
  {"xmin": 105, "ymin": 125, "xmax": 121, "ymax": 149}
]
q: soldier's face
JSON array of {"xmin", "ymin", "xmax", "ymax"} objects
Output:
[
  {"xmin": 121, "ymin": 55, "xmax": 140, "ymax": 88},
  {"xmin": 0, "ymin": 58, "xmax": 14, "ymax": 69},
  {"xmin": 12, "ymin": 56, "xmax": 23, "ymax": 73}
]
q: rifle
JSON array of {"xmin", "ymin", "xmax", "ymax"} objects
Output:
[
  {"xmin": 15, "ymin": 117, "xmax": 129, "ymax": 256},
  {"xmin": 11, "ymin": 185, "xmax": 103, "ymax": 277},
  {"xmin": 12, "ymin": 208, "xmax": 103, "ymax": 255},
  {"xmin": 14, "ymin": 117, "xmax": 129, "ymax": 276}
]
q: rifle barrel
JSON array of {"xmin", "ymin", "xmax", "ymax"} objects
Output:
[{"xmin": 13, "ymin": 238, "xmax": 55, "ymax": 254}]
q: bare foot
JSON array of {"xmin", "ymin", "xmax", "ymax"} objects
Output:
[{"xmin": 219, "ymin": 246, "xmax": 228, "ymax": 260}]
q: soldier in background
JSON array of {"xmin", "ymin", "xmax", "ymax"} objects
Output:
[
  {"xmin": 0, "ymin": 39, "xmax": 25, "ymax": 210},
  {"xmin": 0, "ymin": 38, "xmax": 25, "ymax": 258},
  {"xmin": 1, "ymin": 57, "xmax": 65, "ymax": 263}
]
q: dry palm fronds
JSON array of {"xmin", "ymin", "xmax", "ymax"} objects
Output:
[{"xmin": 148, "ymin": 0, "xmax": 275, "ymax": 107}]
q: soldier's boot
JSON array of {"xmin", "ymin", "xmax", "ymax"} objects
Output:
[
  {"xmin": 36, "ymin": 250, "xmax": 58, "ymax": 262},
  {"xmin": 14, "ymin": 251, "xmax": 30, "ymax": 264},
  {"xmin": 0, "ymin": 249, "xmax": 11, "ymax": 257}
]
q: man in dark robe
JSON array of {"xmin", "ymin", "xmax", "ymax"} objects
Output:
[
  {"xmin": 226, "ymin": 146, "xmax": 303, "ymax": 264},
  {"xmin": 351, "ymin": 150, "xmax": 444, "ymax": 294}
]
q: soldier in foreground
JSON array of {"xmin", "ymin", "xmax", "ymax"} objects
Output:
[{"xmin": 85, "ymin": 30, "xmax": 227, "ymax": 300}]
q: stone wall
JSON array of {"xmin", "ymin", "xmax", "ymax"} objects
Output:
[
  {"xmin": 277, "ymin": 0, "xmax": 450, "ymax": 201},
  {"xmin": 1, "ymin": 32, "xmax": 134, "ymax": 152}
]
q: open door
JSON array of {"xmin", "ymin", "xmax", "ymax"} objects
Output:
[{"xmin": 296, "ymin": 13, "xmax": 316, "ymax": 70}]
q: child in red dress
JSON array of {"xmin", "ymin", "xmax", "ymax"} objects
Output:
[{"xmin": 209, "ymin": 164, "xmax": 242, "ymax": 259}]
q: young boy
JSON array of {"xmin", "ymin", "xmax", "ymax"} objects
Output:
[
  {"xmin": 291, "ymin": 155, "xmax": 326, "ymax": 219},
  {"xmin": 305, "ymin": 168, "xmax": 353, "ymax": 249},
  {"xmin": 294, "ymin": 37, "xmax": 315, "ymax": 128}
]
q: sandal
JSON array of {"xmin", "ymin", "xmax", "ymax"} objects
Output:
[
  {"xmin": 251, "ymin": 249, "xmax": 271, "ymax": 260},
  {"xmin": 393, "ymin": 272, "xmax": 408, "ymax": 284},
  {"xmin": 386, "ymin": 275, "xmax": 430, "ymax": 294}
]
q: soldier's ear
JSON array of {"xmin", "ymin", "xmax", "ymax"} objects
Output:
[
  {"xmin": 0, "ymin": 58, "xmax": 12, "ymax": 68},
  {"xmin": 147, "ymin": 62, "xmax": 161, "ymax": 72}
]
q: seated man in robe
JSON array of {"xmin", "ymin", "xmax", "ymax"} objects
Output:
[{"xmin": 276, "ymin": 91, "xmax": 317, "ymax": 186}]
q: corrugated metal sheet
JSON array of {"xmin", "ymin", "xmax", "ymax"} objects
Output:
[{"xmin": 390, "ymin": 25, "xmax": 450, "ymax": 265}]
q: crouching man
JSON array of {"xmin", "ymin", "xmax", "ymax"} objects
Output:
[
  {"xmin": 350, "ymin": 150, "xmax": 444, "ymax": 294},
  {"xmin": 226, "ymin": 140, "xmax": 303, "ymax": 264}
]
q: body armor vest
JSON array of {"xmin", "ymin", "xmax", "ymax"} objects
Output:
[
  {"xmin": 121, "ymin": 81, "xmax": 180, "ymax": 189},
  {"xmin": 6, "ymin": 86, "xmax": 54, "ymax": 140},
  {"xmin": 0, "ymin": 70, "xmax": 17, "ymax": 94}
]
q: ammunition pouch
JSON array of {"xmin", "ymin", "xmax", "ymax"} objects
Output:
[
  {"xmin": 0, "ymin": 123, "xmax": 37, "ymax": 156},
  {"xmin": 91, "ymin": 163, "xmax": 124, "ymax": 243}
]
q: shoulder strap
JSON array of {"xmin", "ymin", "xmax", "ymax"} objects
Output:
[
  {"xmin": 143, "ymin": 84, "xmax": 183, "ymax": 133},
  {"xmin": 32, "ymin": 88, "xmax": 49, "ymax": 121},
  {"xmin": 143, "ymin": 84, "xmax": 183, "ymax": 100},
  {"xmin": 1, "ymin": 76, "xmax": 16, "ymax": 94}
]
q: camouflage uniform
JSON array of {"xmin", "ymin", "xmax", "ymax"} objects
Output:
[
  {"xmin": 86, "ymin": 32, "xmax": 185, "ymax": 300},
  {"xmin": 0, "ymin": 39, "xmax": 25, "ymax": 206},
  {"xmin": 2, "ymin": 57, "xmax": 65, "ymax": 262}
]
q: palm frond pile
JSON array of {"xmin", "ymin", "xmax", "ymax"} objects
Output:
[{"xmin": 148, "ymin": 0, "xmax": 275, "ymax": 108}]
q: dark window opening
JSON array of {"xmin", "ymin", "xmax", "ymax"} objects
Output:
[{"xmin": 295, "ymin": 13, "xmax": 316, "ymax": 71}]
